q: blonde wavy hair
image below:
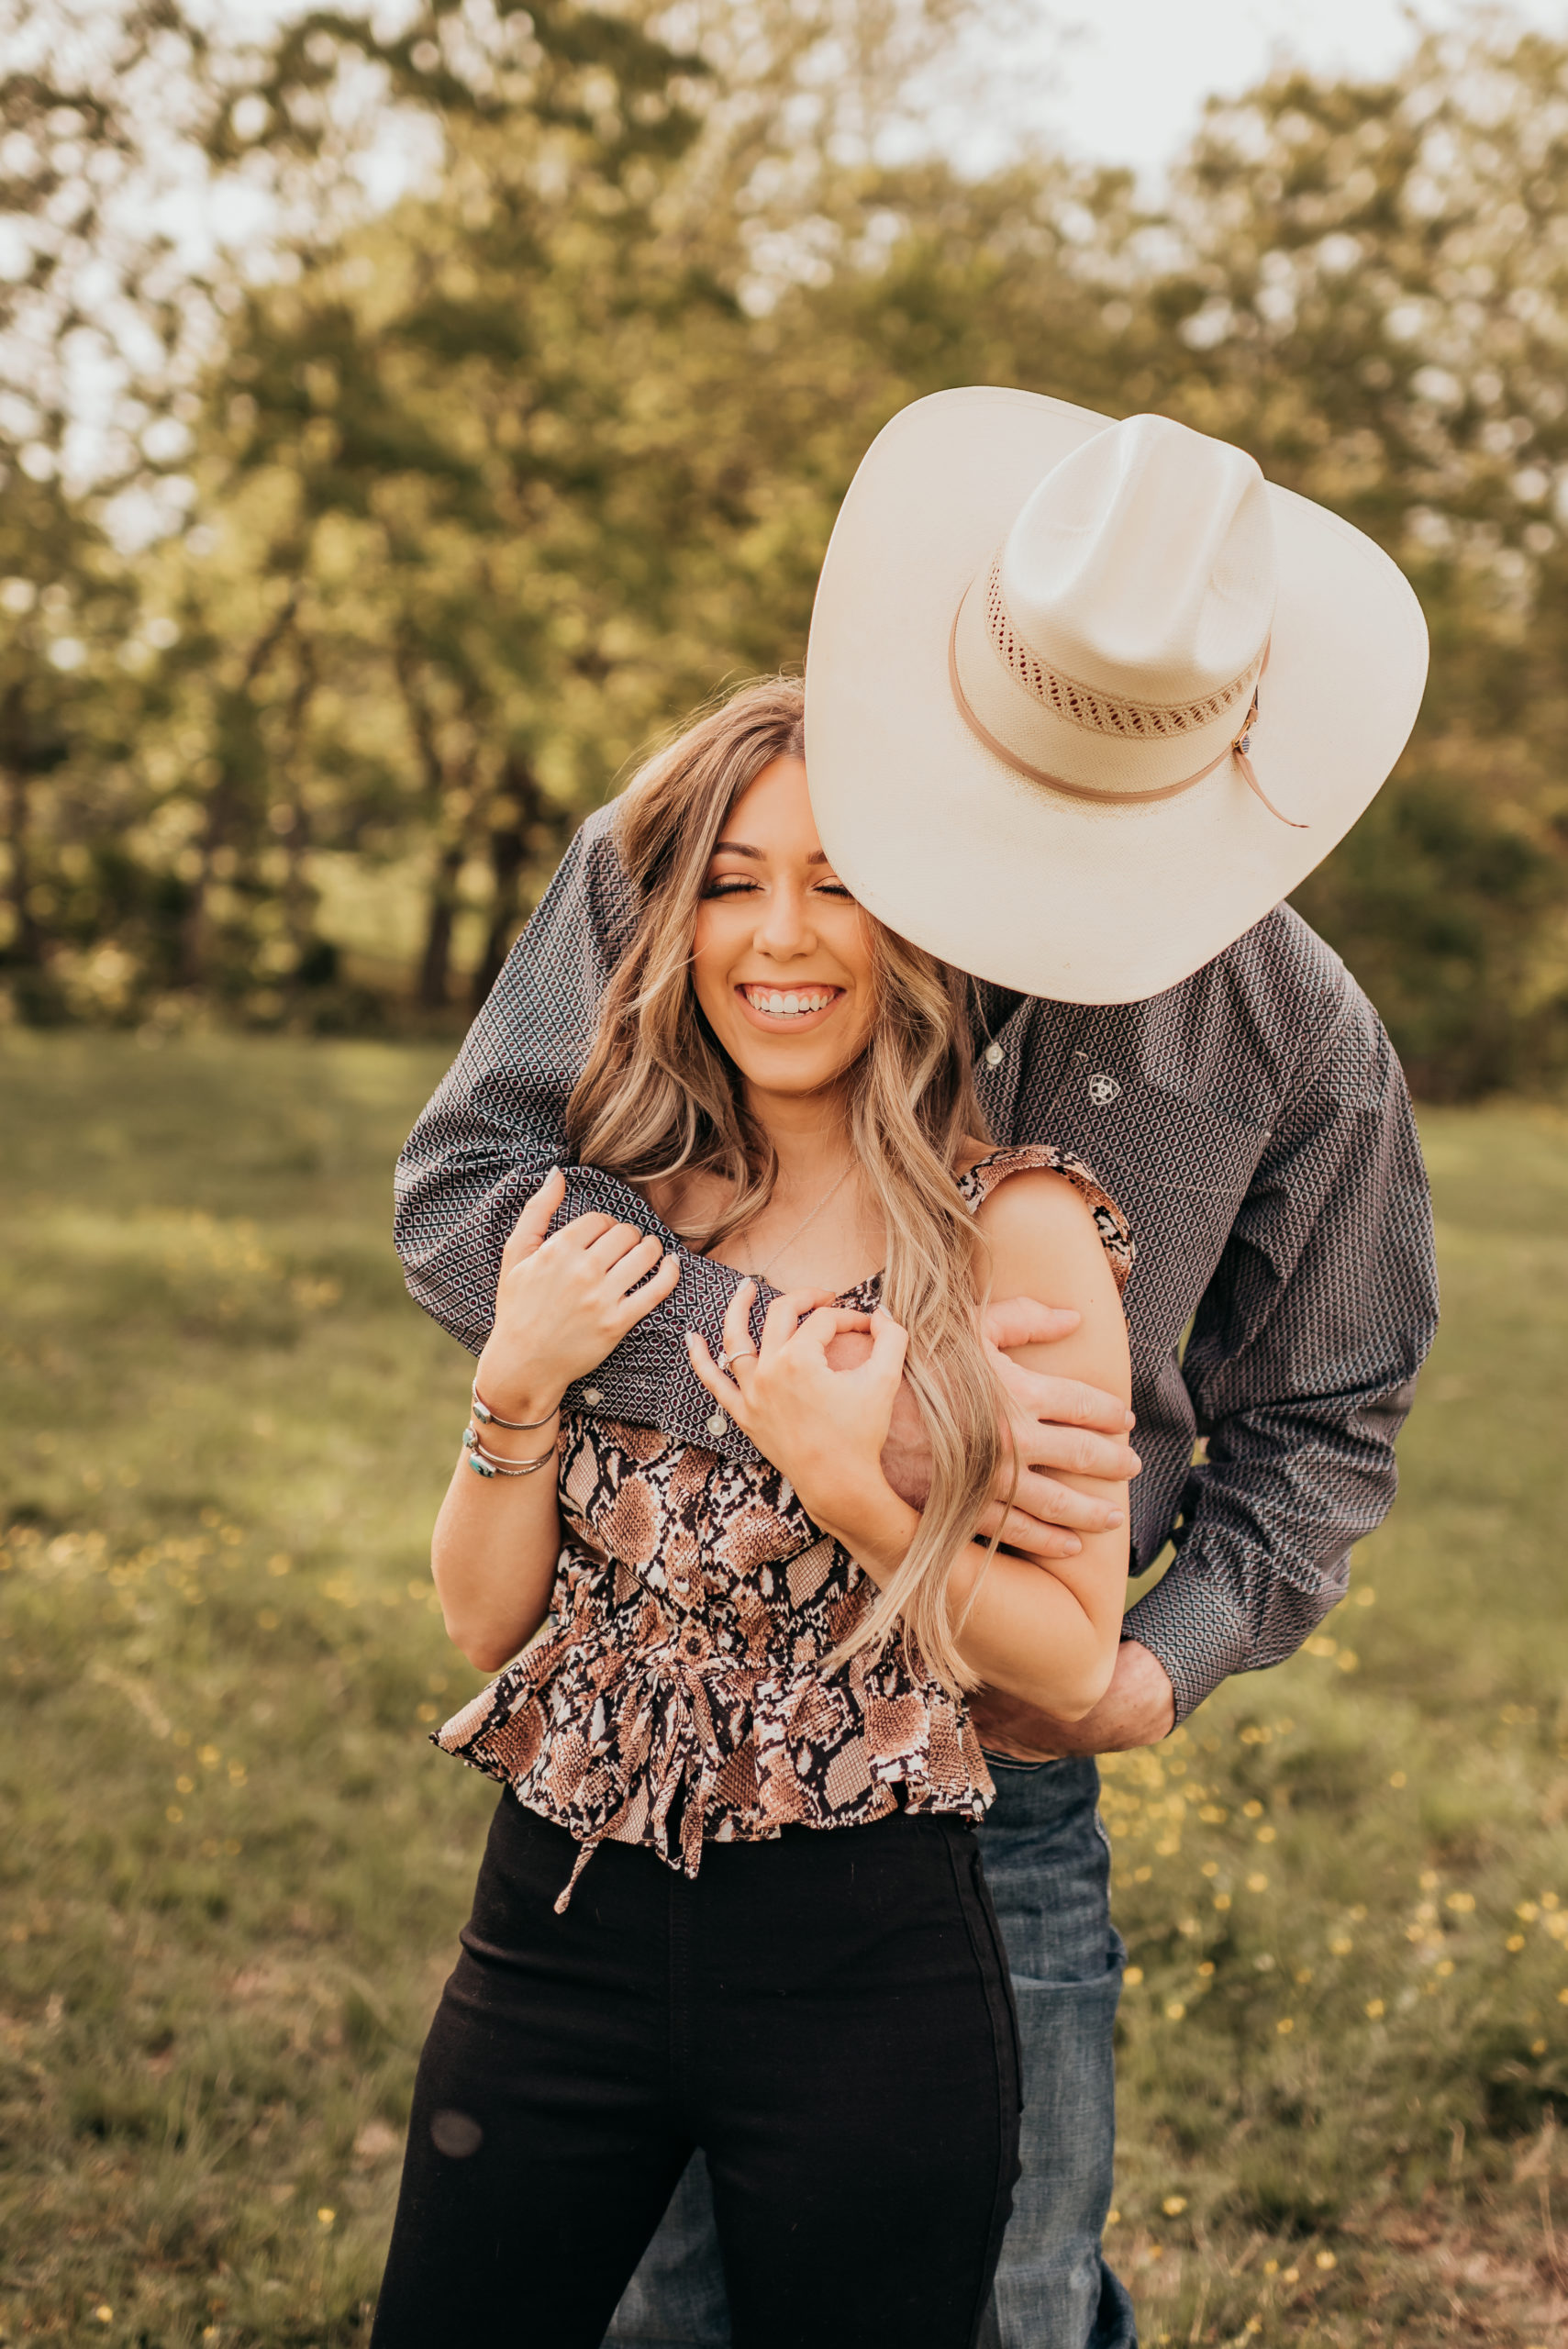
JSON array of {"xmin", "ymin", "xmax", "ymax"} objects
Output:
[{"xmin": 568, "ymin": 675, "xmax": 1006, "ymax": 1695}]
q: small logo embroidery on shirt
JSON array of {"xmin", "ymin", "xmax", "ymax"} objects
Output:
[{"xmin": 1088, "ymin": 1073, "xmax": 1121, "ymax": 1106}]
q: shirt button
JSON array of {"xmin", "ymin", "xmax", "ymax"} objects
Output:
[
  {"xmin": 583, "ymin": 1388, "xmax": 602, "ymax": 1406},
  {"xmin": 706, "ymin": 1411, "xmax": 727, "ymax": 1437}
]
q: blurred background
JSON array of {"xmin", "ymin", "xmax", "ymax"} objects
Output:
[
  {"xmin": 4, "ymin": 0, "xmax": 1568, "ymax": 1091},
  {"xmin": 4, "ymin": 5, "xmax": 1568, "ymax": 2344}
]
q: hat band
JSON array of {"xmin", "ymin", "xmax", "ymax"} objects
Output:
[
  {"xmin": 984, "ymin": 554, "xmax": 1261, "ymax": 740},
  {"xmin": 948, "ymin": 610, "xmax": 1306, "ymax": 829}
]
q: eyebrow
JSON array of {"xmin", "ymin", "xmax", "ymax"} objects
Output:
[{"xmin": 711, "ymin": 841, "xmax": 828, "ymax": 864}]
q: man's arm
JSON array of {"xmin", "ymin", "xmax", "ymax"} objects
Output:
[
  {"xmin": 395, "ymin": 807, "xmax": 635, "ymax": 1348},
  {"xmin": 394, "ymin": 809, "xmax": 762, "ymax": 1450},
  {"xmin": 975, "ymin": 963, "xmax": 1439, "ymax": 1751},
  {"xmin": 1126, "ymin": 972, "xmax": 1437, "ymax": 1721}
]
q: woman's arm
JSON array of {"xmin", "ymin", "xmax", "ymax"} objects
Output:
[
  {"xmin": 960, "ymin": 1170, "xmax": 1132, "ymax": 1684},
  {"xmin": 686, "ymin": 1174, "xmax": 1130, "ymax": 1719},
  {"xmin": 432, "ymin": 1169, "xmax": 682, "ymax": 1672},
  {"xmin": 432, "ymin": 1409, "xmax": 566, "ymax": 1676}
]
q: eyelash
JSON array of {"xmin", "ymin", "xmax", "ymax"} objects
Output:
[{"xmin": 703, "ymin": 878, "xmax": 852, "ymax": 900}]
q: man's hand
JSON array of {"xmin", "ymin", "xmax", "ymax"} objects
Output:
[
  {"xmin": 971, "ymin": 1639, "xmax": 1175, "ymax": 1760},
  {"xmin": 876, "ymin": 1297, "xmax": 1141, "ymax": 1557}
]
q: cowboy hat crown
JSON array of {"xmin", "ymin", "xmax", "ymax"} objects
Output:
[
  {"xmin": 953, "ymin": 413, "xmax": 1280, "ymax": 802},
  {"xmin": 806, "ymin": 387, "xmax": 1429, "ymax": 1004}
]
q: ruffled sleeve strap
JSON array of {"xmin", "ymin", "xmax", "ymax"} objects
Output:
[{"xmin": 957, "ymin": 1144, "xmax": 1134, "ymax": 1295}]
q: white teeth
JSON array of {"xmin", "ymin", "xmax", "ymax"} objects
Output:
[{"xmin": 744, "ymin": 985, "xmax": 835, "ymax": 1017}]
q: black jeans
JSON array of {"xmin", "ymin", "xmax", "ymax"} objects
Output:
[{"xmin": 372, "ymin": 1792, "xmax": 1021, "ymax": 2349}]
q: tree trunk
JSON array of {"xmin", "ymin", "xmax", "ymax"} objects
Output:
[
  {"xmin": 280, "ymin": 640, "xmax": 319, "ymax": 974},
  {"xmin": 176, "ymin": 824, "xmax": 217, "ymax": 990},
  {"xmin": 398, "ymin": 641, "xmax": 459, "ymax": 1011},
  {"xmin": 417, "ymin": 833, "xmax": 466, "ymax": 1010},
  {"xmin": 180, "ymin": 588, "xmax": 300, "ymax": 991},
  {"xmin": 472, "ymin": 748, "xmax": 546, "ymax": 1008},
  {"xmin": 1, "ymin": 759, "xmax": 41, "ymax": 969},
  {"xmin": 0, "ymin": 683, "xmax": 43, "ymax": 969}
]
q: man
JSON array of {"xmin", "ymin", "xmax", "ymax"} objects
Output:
[{"xmin": 393, "ymin": 395, "xmax": 1438, "ymax": 2346}]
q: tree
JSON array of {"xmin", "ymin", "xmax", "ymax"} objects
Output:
[
  {"xmin": 6, "ymin": 3, "xmax": 1567, "ymax": 1092},
  {"xmin": 1148, "ymin": 26, "xmax": 1568, "ymax": 1092},
  {"xmin": 0, "ymin": 0, "xmax": 211, "ymax": 1019}
]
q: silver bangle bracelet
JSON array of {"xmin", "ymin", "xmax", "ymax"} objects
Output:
[
  {"xmin": 462, "ymin": 1423, "xmax": 558, "ymax": 1479},
  {"xmin": 471, "ymin": 1378, "xmax": 561, "ymax": 1432}
]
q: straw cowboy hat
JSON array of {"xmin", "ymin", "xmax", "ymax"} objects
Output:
[{"xmin": 804, "ymin": 390, "xmax": 1429, "ymax": 1004}]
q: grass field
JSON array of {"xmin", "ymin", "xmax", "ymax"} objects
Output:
[{"xmin": 2, "ymin": 1033, "xmax": 1566, "ymax": 2347}]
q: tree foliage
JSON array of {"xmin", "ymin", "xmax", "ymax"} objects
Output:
[{"xmin": 1, "ymin": 3, "xmax": 1564, "ymax": 1093}]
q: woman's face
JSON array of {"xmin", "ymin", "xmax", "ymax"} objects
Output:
[{"xmin": 692, "ymin": 755, "xmax": 877, "ymax": 1101}]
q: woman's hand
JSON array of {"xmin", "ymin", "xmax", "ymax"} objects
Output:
[
  {"xmin": 686, "ymin": 1279, "xmax": 908, "ymax": 1530},
  {"xmin": 475, "ymin": 1168, "xmax": 683, "ymax": 1420}
]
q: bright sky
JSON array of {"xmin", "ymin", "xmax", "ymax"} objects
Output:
[{"xmin": 1011, "ymin": 0, "xmax": 1567, "ymax": 182}]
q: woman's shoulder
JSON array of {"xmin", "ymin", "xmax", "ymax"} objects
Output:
[{"xmin": 955, "ymin": 1143, "xmax": 1133, "ymax": 1293}]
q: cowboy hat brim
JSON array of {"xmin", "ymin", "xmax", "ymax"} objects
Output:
[{"xmin": 804, "ymin": 387, "xmax": 1429, "ymax": 1004}]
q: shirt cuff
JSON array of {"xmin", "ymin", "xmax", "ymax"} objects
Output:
[{"xmin": 1122, "ymin": 1566, "xmax": 1251, "ymax": 1725}]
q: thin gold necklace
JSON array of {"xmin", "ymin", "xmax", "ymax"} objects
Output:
[
  {"xmin": 973, "ymin": 975, "xmax": 1006, "ymax": 1070},
  {"xmin": 747, "ymin": 1163, "xmax": 853, "ymax": 1286}
]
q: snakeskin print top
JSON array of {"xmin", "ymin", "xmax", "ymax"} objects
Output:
[{"xmin": 433, "ymin": 1145, "xmax": 1132, "ymax": 1909}]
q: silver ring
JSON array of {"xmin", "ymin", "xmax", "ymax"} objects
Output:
[{"xmin": 717, "ymin": 1345, "xmax": 758, "ymax": 1374}]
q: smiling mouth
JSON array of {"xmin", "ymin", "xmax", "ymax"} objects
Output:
[{"xmin": 738, "ymin": 984, "xmax": 843, "ymax": 1021}]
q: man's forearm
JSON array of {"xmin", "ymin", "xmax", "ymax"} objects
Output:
[
  {"xmin": 1119, "ymin": 1398, "xmax": 1411, "ymax": 1724},
  {"xmin": 395, "ymin": 815, "xmax": 609, "ymax": 1351},
  {"xmin": 391, "ymin": 809, "xmax": 751, "ymax": 1445},
  {"xmin": 1118, "ymin": 981, "xmax": 1437, "ymax": 1724},
  {"xmin": 971, "ymin": 1640, "xmax": 1174, "ymax": 1760},
  {"xmin": 398, "ymin": 1144, "xmax": 672, "ymax": 1356}
]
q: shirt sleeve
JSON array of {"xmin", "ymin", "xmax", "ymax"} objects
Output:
[
  {"xmin": 1120, "ymin": 969, "xmax": 1439, "ymax": 1723},
  {"xmin": 392, "ymin": 808, "xmax": 756, "ymax": 1445}
]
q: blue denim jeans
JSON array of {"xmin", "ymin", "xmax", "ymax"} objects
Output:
[{"xmin": 606, "ymin": 1756, "xmax": 1136, "ymax": 2349}]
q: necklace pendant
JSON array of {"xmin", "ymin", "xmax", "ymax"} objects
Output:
[{"xmin": 984, "ymin": 1041, "xmax": 1004, "ymax": 1069}]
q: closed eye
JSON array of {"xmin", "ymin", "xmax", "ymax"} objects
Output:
[{"xmin": 701, "ymin": 875, "xmax": 854, "ymax": 900}]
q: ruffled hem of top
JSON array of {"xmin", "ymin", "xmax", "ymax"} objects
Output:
[{"xmin": 433, "ymin": 1623, "xmax": 993, "ymax": 1909}]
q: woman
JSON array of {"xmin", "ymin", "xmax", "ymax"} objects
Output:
[{"xmin": 371, "ymin": 677, "xmax": 1132, "ymax": 2349}]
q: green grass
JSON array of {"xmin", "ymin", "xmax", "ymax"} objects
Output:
[{"xmin": 2, "ymin": 1035, "xmax": 1566, "ymax": 2347}]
